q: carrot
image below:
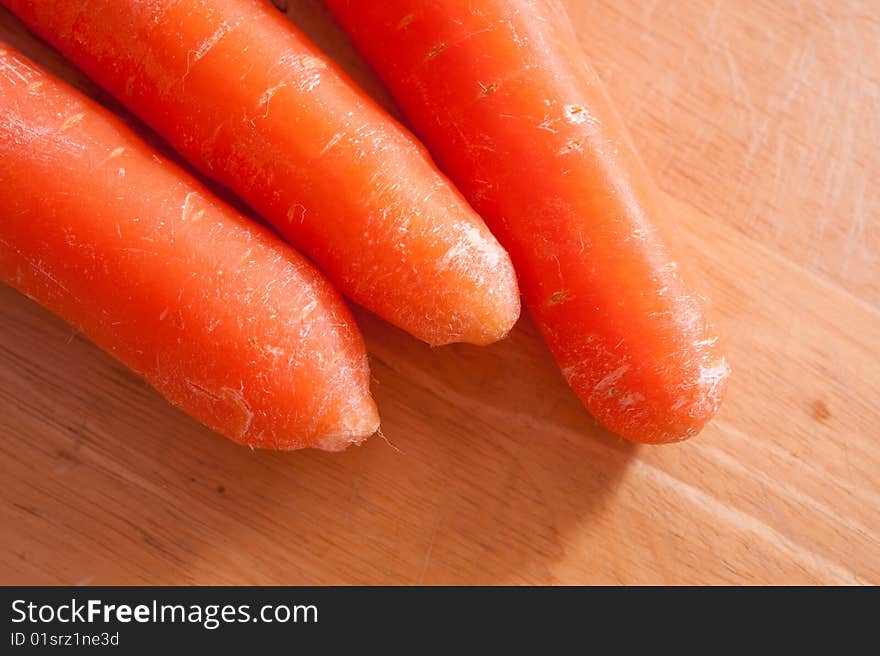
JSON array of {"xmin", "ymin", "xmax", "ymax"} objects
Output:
[
  {"xmin": 2, "ymin": 0, "xmax": 520, "ymax": 347},
  {"xmin": 324, "ymin": 0, "xmax": 730, "ymax": 443},
  {"xmin": 0, "ymin": 43, "xmax": 378, "ymax": 451}
]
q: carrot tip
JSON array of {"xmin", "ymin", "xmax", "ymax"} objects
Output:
[
  {"xmin": 425, "ymin": 274, "xmax": 522, "ymax": 347},
  {"xmin": 627, "ymin": 356, "xmax": 732, "ymax": 444},
  {"xmin": 313, "ymin": 396, "xmax": 381, "ymax": 452}
]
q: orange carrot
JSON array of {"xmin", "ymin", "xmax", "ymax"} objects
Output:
[
  {"xmin": 325, "ymin": 0, "xmax": 730, "ymax": 443},
  {"xmin": 0, "ymin": 43, "xmax": 378, "ymax": 451},
  {"xmin": 2, "ymin": 0, "xmax": 520, "ymax": 347}
]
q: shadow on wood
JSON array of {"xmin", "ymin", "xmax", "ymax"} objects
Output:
[{"xmin": 0, "ymin": 283, "xmax": 635, "ymax": 584}]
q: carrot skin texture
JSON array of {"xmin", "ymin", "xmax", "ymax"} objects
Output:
[
  {"xmin": 325, "ymin": 0, "xmax": 730, "ymax": 443},
  {"xmin": 1, "ymin": 0, "xmax": 521, "ymax": 347},
  {"xmin": 0, "ymin": 44, "xmax": 378, "ymax": 451}
]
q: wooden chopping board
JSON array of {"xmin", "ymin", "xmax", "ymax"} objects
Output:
[{"xmin": 1, "ymin": 0, "xmax": 877, "ymax": 585}]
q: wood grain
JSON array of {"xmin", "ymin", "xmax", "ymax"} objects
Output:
[{"xmin": 1, "ymin": 0, "xmax": 878, "ymax": 585}]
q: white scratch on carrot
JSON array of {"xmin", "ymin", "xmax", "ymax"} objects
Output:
[
  {"xmin": 59, "ymin": 113, "xmax": 85, "ymax": 132},
  {"xmin": 183, "ymin": 21, "xmax": 232, "ymax": 84}
]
